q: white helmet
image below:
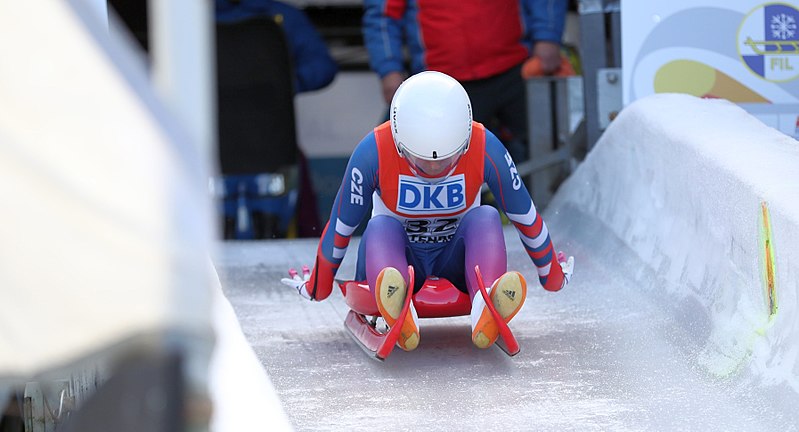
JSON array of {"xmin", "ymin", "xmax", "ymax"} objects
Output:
[{"xmin": 390, "ymin": 71, "xmax": 473, "ymax": 183}]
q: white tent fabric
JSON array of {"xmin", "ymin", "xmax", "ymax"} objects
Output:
[
  {"xmin": 0, "ymin": 0, "xmax": 212, "ymax": 378},
  {"xmin": 0, "ymin": 3, "xmax": 293, "ymax": 429}
]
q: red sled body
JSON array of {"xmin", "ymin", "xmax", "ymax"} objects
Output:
[{"xmin": 337, "ymin": 265, "xmax": 520, "ymax": 361}]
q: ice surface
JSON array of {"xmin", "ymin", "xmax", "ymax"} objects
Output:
[{"xmin": 214, "ymin": 226, "xmax": 793, "ymax": 431}]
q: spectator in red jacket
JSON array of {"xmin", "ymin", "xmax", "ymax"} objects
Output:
[{"xmin": 363, "ymin": 0, "xmax": 569, "ymax": 161}]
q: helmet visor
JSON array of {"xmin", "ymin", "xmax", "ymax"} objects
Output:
[{"xmin": 401, "ymin": 147, "xmax": 464, "ymax": 182}]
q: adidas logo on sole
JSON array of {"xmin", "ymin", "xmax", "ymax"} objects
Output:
[
  {"xmin": 375, "ymin": 267, "xmax": 420, "ymax": 351},
  {"xmin": 471, "ymin": 271, "xmax": 527, "ymax": 349}
]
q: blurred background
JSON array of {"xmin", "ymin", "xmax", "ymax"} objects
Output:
[{"xmin": 1, "ymin": 0, "xmax": 797, "ymax": 431}]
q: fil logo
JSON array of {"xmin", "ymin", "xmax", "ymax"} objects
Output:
[
  {"xmin": 738, "ymin": 3, "xmax": 799, "ymax": 82},
  {"xmin": 397, "ymin": 174, "xmax": 466, "ymax": 214}
]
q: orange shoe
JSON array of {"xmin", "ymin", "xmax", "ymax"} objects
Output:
[
  {"xmin": 375, "ymin": 267, "xmax": 420, "ymax": 351},
  {"xmin": 471, "ymin": 271, "xmax": 527, "ymax": 349}
]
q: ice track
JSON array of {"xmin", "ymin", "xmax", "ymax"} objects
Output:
[
  {"xmin": 214, "ymin": 96, "xmax": 799, "ymax": 431},
  {"xmin": 215, "ymin": 226, "xmax": 787, "ymax": 432}
]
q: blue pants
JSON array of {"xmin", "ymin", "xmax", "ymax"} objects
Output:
[{"xmin": 355, "ymin": 205, "xmax": 507, "ymax": 299}]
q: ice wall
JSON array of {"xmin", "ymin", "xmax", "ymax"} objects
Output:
[{"xmin": 549, "ymin": 94, "xmax": 799, "ymax": 399}]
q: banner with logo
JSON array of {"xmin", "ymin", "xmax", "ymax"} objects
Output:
[{"xmin": 622, "ymin": 1, "xmax": 799, "ymax": 137}]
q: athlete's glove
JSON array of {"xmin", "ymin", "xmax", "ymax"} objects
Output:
[
  {"xmin": 557, "ymin": 251, "xmax": 575, "ymax": 288},
  {"xmin": 280, "ymin": 265, "xmax": 313, "ymax": 300}
]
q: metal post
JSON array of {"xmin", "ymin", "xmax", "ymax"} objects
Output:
[
  {"xmin": 524, "ymin": 76, "xmax": 583, "ymax": 208},
  {"xmin": 84, "ymin": 0, "xmax": 108, "ymax": 30},
  {"xmin": 578, "ymin": 0, "xmax": 608, "ymax": 149},
  {"xmin": 607, "ymin": 0, "xmax": 622, "ymax": 68},
  {"xmin": 526, "ymin": 79, "xmax": 556, "ymax": 206},
  {"xmin": 148, "ymin": 0, "xmax": 215, "ymax": 170},
  {"xmin": 147, "ymin": 0, "xmax": 216, "ymax": 416}
]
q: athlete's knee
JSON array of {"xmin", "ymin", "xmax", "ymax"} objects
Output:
[
  {"xmin": 461, "ymin": 206, "xmax": 503, "ymax": 241},
  {"xmin": 465, "ymin": 205, "xmax": 501, "ymax": 226},
  {"xmin": 364, "ymin": 215, "xmax": 405, "ymax": 238}
]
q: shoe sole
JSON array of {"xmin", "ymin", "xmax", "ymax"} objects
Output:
[
  {"xmin": 472, "ymin": 271, "xmax": 526, "ymax": 349},
  {"xmin": 375, "ymin": 267, "xmax": 419, "ymax": 351}
]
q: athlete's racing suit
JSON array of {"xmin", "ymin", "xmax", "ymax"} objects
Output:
[{"xmin": 304, "ymin": 121, "xmax": 566, "ymax": 300}]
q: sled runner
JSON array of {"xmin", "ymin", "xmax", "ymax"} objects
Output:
[{"xmin": 337, "ymin": 265, "xmax": 520, "ymax": 361}]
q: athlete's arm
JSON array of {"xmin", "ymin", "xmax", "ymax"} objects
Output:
[
  {"xmin": 483, "ymin": 130, "xmax": 566, "ymax": 291},
  {"xmin": 305, "ymin": 133, "xmax": 379, "ymax": 300}
]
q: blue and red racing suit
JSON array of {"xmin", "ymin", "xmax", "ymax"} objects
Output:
[{"xmin": 305, "ymin": 121, "xmax": 565, "ymax": 300}]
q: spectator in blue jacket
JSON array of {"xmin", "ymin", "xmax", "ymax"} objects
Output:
[
  {"xmin": 363, "ymin": 0, "xmax": 568, "ymax": 161},
  {"xmin": 216, "ymin": 0, "xmax": 337, "ymax": 238},
  {"xmin": 216, "ymin": 0, "xmax": 338, "ymax": 93}
]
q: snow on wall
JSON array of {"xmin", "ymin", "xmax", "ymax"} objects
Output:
[{"xmin": 548, "ymin": 94, "xmax": 799, "ymax": 397}]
